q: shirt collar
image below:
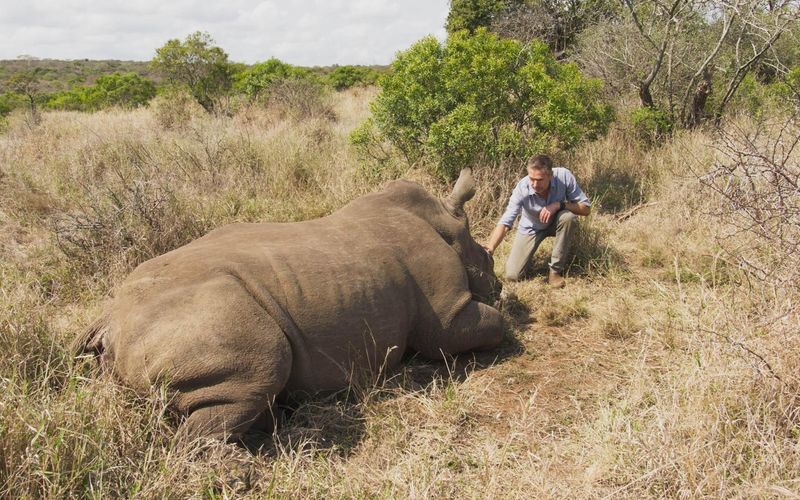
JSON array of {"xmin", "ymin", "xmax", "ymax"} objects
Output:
[{"xmin": 525, "ymin": 176, "xmax": 558, "ymax": 199}]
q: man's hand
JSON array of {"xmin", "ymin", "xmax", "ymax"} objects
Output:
[
  {"xmin": 539, "ymin": 201, "xmax": 562, "ymax": 224},
  {"xmin": 485, "ymin": 224, "xmax": 511, "ymax": 257}
]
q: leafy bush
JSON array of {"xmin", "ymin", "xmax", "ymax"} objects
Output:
[
  {"xmin": 95, "ymin": 73, "xmax": 156, "ymax": 108},
  {"xmin": 47, "ymin": 86, "xmax": 93, "ymax": 111},
  {"xmin": 358, "ymin": 28, "xmax": 613, "ymax": 179},
  {"xmin": 446, "ymin": 0, "xmax": 511, "ymax": 33},
  {"xmin": 235, "ymin": 58, "xmax": 315, "ymax": 99},
  {"xmin": 47, "ymin": 72, "xmax": 156, "ymax": 111},
  {"xmin": 767, "ymin": 66, "xmax": 800, "ymax": 108},
  {"xmin": 326, "ymin": 65, "xmax": 381, "ymax": 90},
  {"xmin": 0, "ymin": 92, "xmax": 25, "ymax": 116},
  {"xmin": 700, "ymin": 71, "xmax": 799, "ymax": 121},
  {"xmin": 630, "ymin": 107, "xmax": 673, "ymax": 145}
]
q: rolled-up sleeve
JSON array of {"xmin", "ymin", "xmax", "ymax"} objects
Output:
[
  {"xmin": 499, "ymin": 184, "xmax": 524, "ymax": 228},
  {"xmin": 564, "ymin": 170, "xmax": 591, "ymax": 207}
]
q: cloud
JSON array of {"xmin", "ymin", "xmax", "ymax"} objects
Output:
[{"xmin": 0, "ymin": 0, "xmax": 448, "ymax": 64}]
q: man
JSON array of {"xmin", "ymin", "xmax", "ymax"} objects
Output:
[{"xmin": 484, "ymin": 154, "xmax": 591, "ymax": 287}]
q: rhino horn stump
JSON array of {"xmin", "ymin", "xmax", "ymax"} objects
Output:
[{"xmin": 447, "ymin": 167, "xmax": 476, "ymax": 211}]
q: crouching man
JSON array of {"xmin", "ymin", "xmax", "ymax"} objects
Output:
[{"xmin": 484, "ymin": 154, "xmax": 591, "ymax": 288}]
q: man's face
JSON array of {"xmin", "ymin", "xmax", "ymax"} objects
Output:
[{"xmin": 527, "ymin": 166, "xmax": 552, "ymax": 197}]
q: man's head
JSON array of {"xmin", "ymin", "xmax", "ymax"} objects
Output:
[{"xmin": 526, "ymin": 154, "xmax": 553, "ymax": 196}]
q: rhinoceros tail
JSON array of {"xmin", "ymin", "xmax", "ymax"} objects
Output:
[{"xmin": 72, "ymin": 312, "xmax": 109, "ymax": 359}]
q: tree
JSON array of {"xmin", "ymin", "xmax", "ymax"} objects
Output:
[
  {"xmin": 4, "ymin": 68, "xmax": 47, "ymax": 119},
  {"xmin": 574, "ymin": 0, "xmax": 799, "ymax": 127},
  {"xmin": 356, "ymin": 29, "xmax": 613, "ymax": 180},
  {"xmin": 446, "ymin": 0, "xmax": 520, "ymax": 33},
  {"xmin": 151, "ymin": 32, "xmax": 233, "ymax": 112},
  {"xmin": 491, "ymin": 0, "xmax": 619, "ymax": 57}
]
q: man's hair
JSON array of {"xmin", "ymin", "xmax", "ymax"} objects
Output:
[{"xmin": 527, "ymin": 154, "xmax": 553, "ymax": 174}]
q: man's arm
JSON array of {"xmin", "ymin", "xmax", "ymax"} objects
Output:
[
  {"xmin": 484, "ymin": 224, "xmax": 510, "ymax": 256},
  {"xmin": 486, "ymin": 182, "xmax": 524, "ymax": 254},
  {"xmin": 540, "ymin": 200, "xmax": 591, "ymax": 224},
  {"xmin": 564, "ymin": 168, "xmax": 591, "ymax": 216},
  {"xmin": 565, "ymin": 200, "xmax": 591, "ymax": 216},
  {"xmin": 540, "ymin": 169, "xmax": 592, "ymax": 223}
]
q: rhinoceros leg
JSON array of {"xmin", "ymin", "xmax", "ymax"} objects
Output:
[
  {"xmin": 158, "ymin": 275, "xmax": 293, "ymax": 441},
  {"xmin": 416, "ymin": 300, "xmax": 504, "ymax": 359}
]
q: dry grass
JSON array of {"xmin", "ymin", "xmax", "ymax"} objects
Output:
[{"xmin": 1, "ymin": 90, "xmax": 799, "ymax": 497}]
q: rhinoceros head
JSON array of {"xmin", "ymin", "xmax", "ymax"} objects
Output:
[
  {"xmin": 443, "ymin": 168, "xmax": 502, "ymax": 304},
  {"xmin": 381, "ymin": 168, "xmax": 501, "ymax": 304}
]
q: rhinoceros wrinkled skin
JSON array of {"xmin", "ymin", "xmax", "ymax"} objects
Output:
[{"xmin": 78, "ymin": 168, "xmax": 503, "ymax": 440}]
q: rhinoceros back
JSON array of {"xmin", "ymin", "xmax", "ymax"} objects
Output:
[{"xmin": 103, "ymin": 205, "xmax": 447, "ymax": 392}]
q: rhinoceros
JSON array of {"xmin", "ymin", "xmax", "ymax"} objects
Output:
[{"xmin": 77, "ymin": 168, "xmax": 503, "ymax": 440}]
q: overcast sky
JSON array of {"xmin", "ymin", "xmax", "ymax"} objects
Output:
[{"xmin": 0, "ymin": 0, "xmax": 450, "ymax": 66}]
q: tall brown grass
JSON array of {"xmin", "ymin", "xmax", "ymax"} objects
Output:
[{"xmin": 1, "ymin": 89, "xmax": 798, "ymax": 497}]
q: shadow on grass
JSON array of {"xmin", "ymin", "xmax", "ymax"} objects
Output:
[
  {"xmin": 242, "ymin": 309, "xmax": 526, "ymax": 456},
  {"xmin": 586, "ymin": 169, "xmax": 647, "ymax": 214},
  {"xmin": 516, "ymin": 219, "xmax": 628, "ymax": 281}
]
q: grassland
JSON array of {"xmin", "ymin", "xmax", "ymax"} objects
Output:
[{"xmin": 1, "ymin": 88, "xmax": 798, "ymax": 497}]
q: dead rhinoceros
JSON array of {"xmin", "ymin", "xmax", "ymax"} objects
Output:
[{"xmin": 76, "ymin": 168, "xmax": 503, "ymax": 440}]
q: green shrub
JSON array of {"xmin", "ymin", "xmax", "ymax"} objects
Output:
[
  {"xmin": 47, "ymin": 73, "xmax": 156, "ymax": 111},
  {"xmin": 326, "ymin": 65, "xmax": 381, "ymax": 90},
  {"xmin": 446, "ymin": 0, "xmax": 509, "ymax": 34},
  {"xmin": 0, "ymin": 92, "xmax": 25, "ymax": 116},
  {"xmin": 630, "ymin": 107, "xmax": 673, "ymax": 144},
  {"xmin": 235, "ymin": 58, "xmax": 315, "ymax": 99},
  {"xmin": 359, "ymin": 29, "xmax": 613, "ymax": 180},
  {"xmin": 724, "ymin": 73, "xmax": 771, "ymax": 118},
  {"xmin": 768, "ymin": 66, "xmax": 800, "ymax": 107},
  {"xmin": 95, "ymin": 72, "xmax": 157, "ymax": 108}
]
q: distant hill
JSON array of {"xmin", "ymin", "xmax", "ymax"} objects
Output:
[{"xmin": 0, "ymin": 59, "xmax": 158, "ymax": 93}]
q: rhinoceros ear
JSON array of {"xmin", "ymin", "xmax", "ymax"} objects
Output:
[{"xmin": 447, "ymin": 167, "xmax": 475, "ymax": 211}]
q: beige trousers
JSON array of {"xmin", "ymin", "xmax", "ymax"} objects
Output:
[{"xmin": 504, "ymin": 210, "xmax": 578, "ymax": 281}]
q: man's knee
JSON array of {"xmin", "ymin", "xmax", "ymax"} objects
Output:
[
  {"xmin": 504, "ymin": 266, "xmax": 524, "ymax": 281},
  {"xmin": 557, "ymin": 210, "xmax": 578, "ymax": 227}
]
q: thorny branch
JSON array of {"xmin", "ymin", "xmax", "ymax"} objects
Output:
[{"xmin": 698, "ymin": 327, "xmax": 783, "ymax": 382}]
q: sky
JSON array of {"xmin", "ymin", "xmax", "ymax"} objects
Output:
[{"xmin": 0, "ymin": 0, "xmax": 450, "ymax": 66}]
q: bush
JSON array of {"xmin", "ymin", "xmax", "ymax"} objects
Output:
[
  {"xmin": 52, "ymin": 176, "xmax": 202, "ymax": 276},
  {"xmin": 267, "ymin": 78, "xmax": 335, "ymax": 121},
  {"xmin": 767, "ymin": 66, "xmax": 800, "ymax": 108},
  {"xmin": 699, "ymin": 113, "xmax": 800, "ymax": 289},
  {"xmin": 47, "ymin": 73, "xmax": 156, "ymax": 111},
  {"xmin": 0, "ymin": 92, "xmax": 25, "ymax": 116},
  {"xmin": 359, "ymin": 29, "xmax": 613, "ymax": 180},
  {"xmin": 95, "ymin": 73, "xmax": 157, "ymax": 108},
  {"xmin": 235, "ymin": 58, "xmax": 315, "ymax": 99},
  {"xmin": 150, "ymin": 87, "xmax": 204, "ymax": 130},
  {"xmin": 326, "ymin": 65, "xmax": 381, "ymax": 90},
  {"xmin": 630, "ymin": 107, "xmax": 673, "ymax": 145},
  {"xmin": 446, "ymin": 0, "xmax": 510, "ymax": 33}
]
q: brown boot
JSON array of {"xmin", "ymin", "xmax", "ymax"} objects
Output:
[{"xmin": 548, "ymin": 270, "xmax": 565, "ymax": 288}]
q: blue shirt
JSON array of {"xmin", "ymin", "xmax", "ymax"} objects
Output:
[{"xmin": 499, "ymin": 167, "xmax": 591, "ymax": 235}]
